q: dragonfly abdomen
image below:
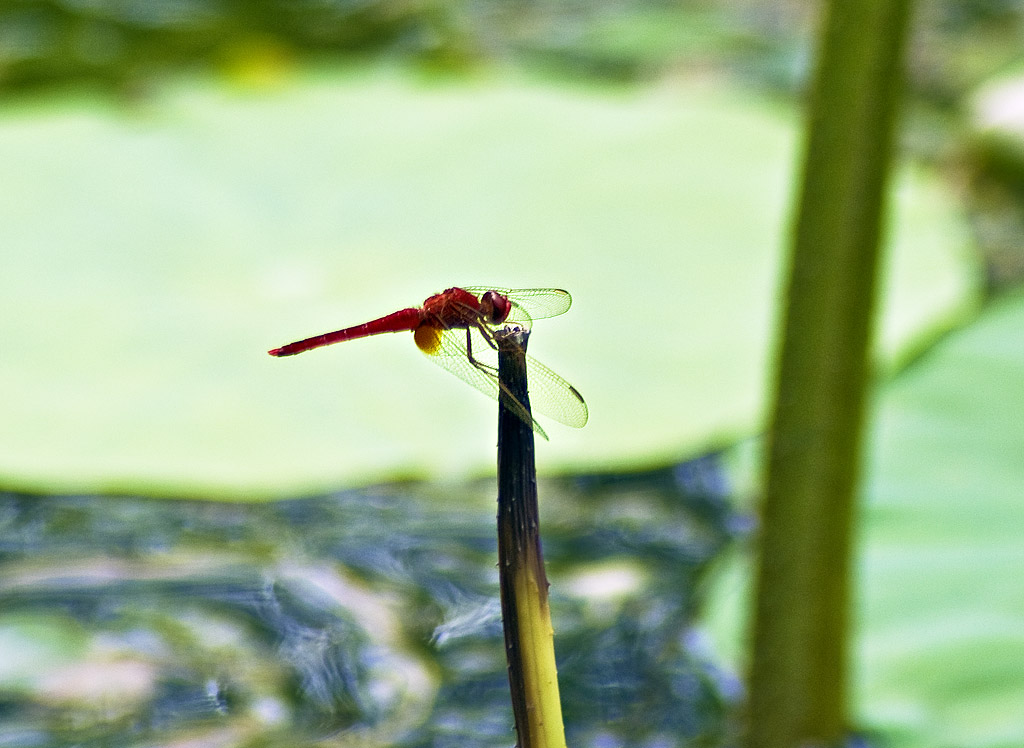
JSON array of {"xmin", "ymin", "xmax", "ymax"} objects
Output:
[{"xmin": 269, "ymin": 307, "xmax": 421, "ymax": 356}]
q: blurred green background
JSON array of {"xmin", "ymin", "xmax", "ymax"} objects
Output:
[{"xmin": 1, "ymin": 0, "xmax": 1023, "ymax": 746}]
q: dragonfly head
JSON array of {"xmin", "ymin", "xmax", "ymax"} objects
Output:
[{"xmin": 479, "ymin": 290, "xmax": 512, "ymax": 325}]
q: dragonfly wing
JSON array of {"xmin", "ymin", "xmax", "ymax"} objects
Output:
[
  {"xmin": 422, "ymin": 325, "xmax": 550, "ymax": 440},
  {"xmin": 522, "ymin": 353, "xmax": 589, "ymax": 428},
  {"xmin": 460, "ymin": 287, "xmax": 573, "ymax": 324}
]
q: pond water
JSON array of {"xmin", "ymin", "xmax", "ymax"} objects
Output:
[{"xmin": 0, "ymin": 454, "xmax": 744, "ymax": 747}]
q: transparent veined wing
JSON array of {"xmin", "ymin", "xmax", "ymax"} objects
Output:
[
  {"xmin": 460, "ymin": 287, "xmax": 573, "ymax": 325},
  {"xmin": 415, "ymin": 322, "xmax": 587, "ymax": 438}
]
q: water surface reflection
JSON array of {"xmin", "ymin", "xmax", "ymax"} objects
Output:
[{"xmin": 0, "ymin": 455, "xmax": 742, "ymax": 747}]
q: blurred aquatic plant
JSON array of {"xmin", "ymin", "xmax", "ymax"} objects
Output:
[
  {"xmin": 745, "ymin": 0, "xmax": 915, "ymax": 745},
  {"xmin": 0, "ymin": 0, "xmax": 445, "ymax": 92}
]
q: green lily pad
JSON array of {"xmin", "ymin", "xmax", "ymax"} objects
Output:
[
  {"xmin": 857, "ymin": 289, "xmax": 1024, "ymax": 747},
  {"xmin": 707, "ymin": 289, "xmax": 1024, "ymax": 748},
  {"xmin": 0, "ymin": 68, "xmax": 976, "ymax": 497}
]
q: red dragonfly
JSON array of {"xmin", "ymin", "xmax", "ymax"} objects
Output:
[{"xmin": 268, "ymin": 287, "xmax": 588, "ymax": 439}]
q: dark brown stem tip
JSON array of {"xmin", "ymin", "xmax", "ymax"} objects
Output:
[{"xmin": 494, "ymin": 325, "xmax": 530, "ymax": 351}]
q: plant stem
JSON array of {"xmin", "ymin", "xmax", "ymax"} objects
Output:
[
  {"xmin": 495, "ymin": 327, "xmax": 567, "ymax": 748},
  {"xmin": 745, "ymin": 0, "xmax": 915, "ymax": 746}
]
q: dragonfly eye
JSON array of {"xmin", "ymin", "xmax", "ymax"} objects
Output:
[{"xmin": 480, "ymin": 291, "xmax": 511, "ymax": 324}]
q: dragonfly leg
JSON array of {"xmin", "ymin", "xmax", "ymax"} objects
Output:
[
  {"xmin": 464, "ymin": 325, "xmax": 547, "ymax": 437},
  {"xmin": 463, "ymin": 326, "xmax": 499, "ymax": 375}
]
